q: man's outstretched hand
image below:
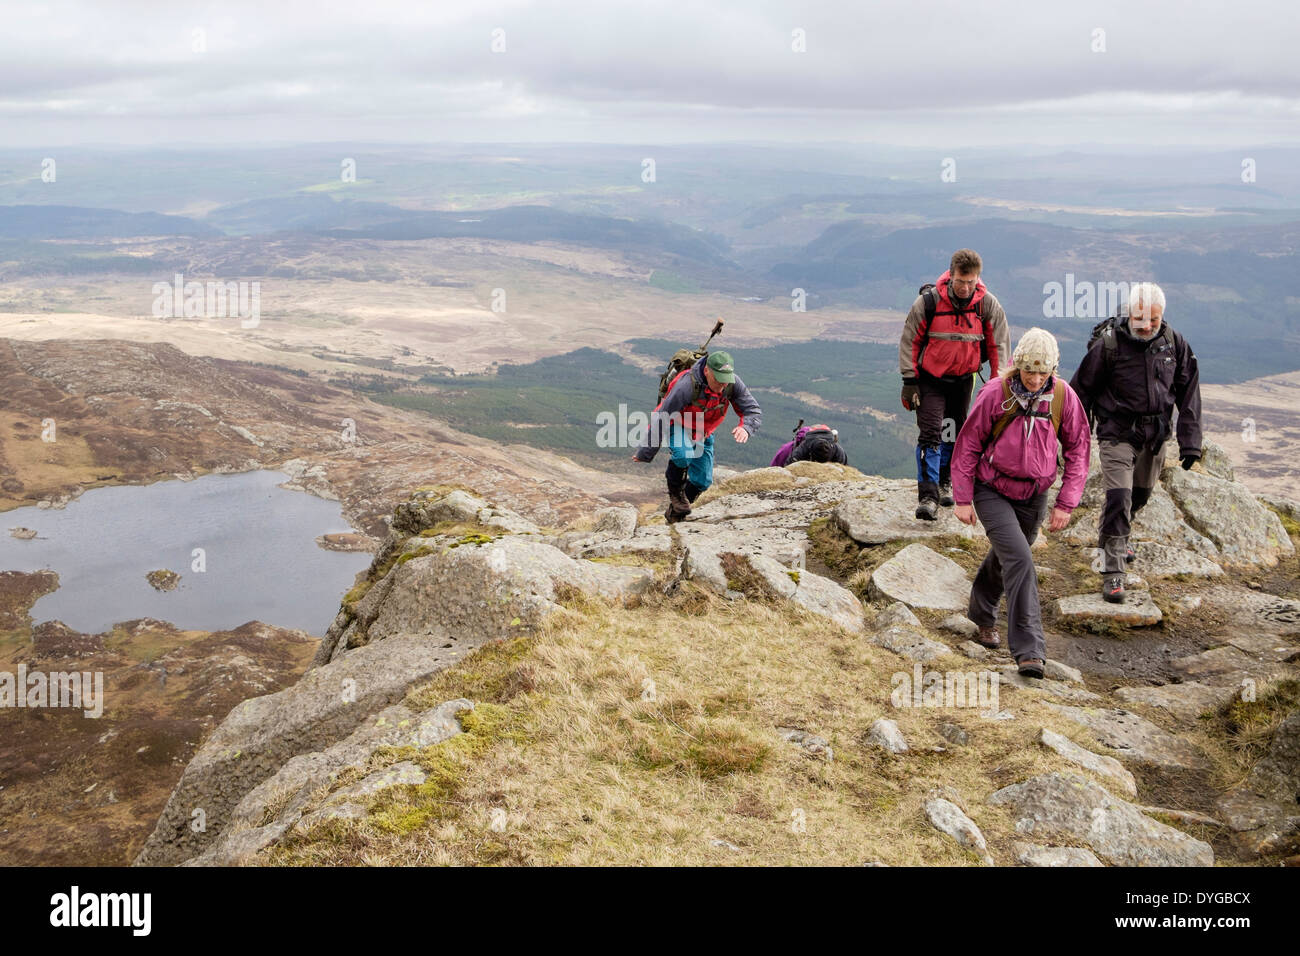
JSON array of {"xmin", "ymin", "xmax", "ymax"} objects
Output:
[{"xmin": 733, "ymin": 425, "xmax": 749, "ymax": 443}]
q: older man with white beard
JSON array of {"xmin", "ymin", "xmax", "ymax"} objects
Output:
[{"xmin": 1069, "ymin": 282, "xmax": 1203, "ymax": 604}]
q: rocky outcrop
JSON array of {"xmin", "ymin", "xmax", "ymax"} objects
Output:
[
  {"xmin": 187, "ymin": 698, "xmax": 473, "ymax": 866},
  {"xmin": 1164, "ymin": 468, "xmax": 1293, "ymax": 566},
  {"xmin": 135, "ymin": 633, "xmax": 471, "ymax": 866},
  {"xmin": 835, "ymin": 487, "xmax": 977, "ymax": 545},
  {"xmin": 131, "ymin": 438, "xmax": 1300, "ymax": 867},
  {"xmin": 1216, "ymin": 710, "xmax": 1300, "ymax": 857},
  {"xmin": 1044, "ymin": 705, "xmax": 1209, "ymax": 770},
  {"xmin": 989, "ymin": 773, "xmax": 1213, "ymax": 866}
]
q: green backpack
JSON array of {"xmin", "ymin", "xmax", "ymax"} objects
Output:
[{"xmin": 656, "ymin": 319, "xmax": 730, "ymax": 405}]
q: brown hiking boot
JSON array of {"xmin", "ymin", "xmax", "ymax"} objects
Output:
[
  {"xmin": 975, "ymin": 625, "xmax": 1001, "ymax": 649},
  {"xmin": 1017, "ymin": 658, "xmax": 1045, "ymax": 679},
  {"xmin": 914, "ymin": 498, "xmax": 939, "ymax": 521},
  {"xmin": 1101, "ymin": 572, "xmax": 1126, "ymax": 604},
  {"xmin": 665, "ymin": 488, "xmax": 692, "ymax": 524}
]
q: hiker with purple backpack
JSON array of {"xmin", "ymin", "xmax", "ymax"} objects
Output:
[
  {"xmin": 950, "ymin": 329, "xmax": 1092, "ymax": 678},
  {"xmin": 770, "ymin": 421, "xmax": 849, "ymax": 467}
]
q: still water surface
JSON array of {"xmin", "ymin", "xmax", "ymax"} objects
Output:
[{"xmin": 0, "ymin": 470, "xmax": 370, "ymax": 636}]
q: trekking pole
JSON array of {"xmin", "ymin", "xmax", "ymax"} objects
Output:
[{"xmin": 700, "ymin": 318, "xmax": 724, "ymax": 351}]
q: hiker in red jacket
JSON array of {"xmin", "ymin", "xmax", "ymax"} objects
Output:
[
  {"xmin": 899, "ymin": 248, "xmax": 1011, "ymax": 521},
  {"xmin": 951, "ymin": 328, "xmax": 1091, "ymax": 678}
]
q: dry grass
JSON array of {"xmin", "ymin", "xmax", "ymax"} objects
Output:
[
  {"xmin": 265, "ymin": 577, "xmax": 1153, "ymax": 866},
  {"xmin": 694, "ymin": 461, "xmax": 867, "ymax": 507}
]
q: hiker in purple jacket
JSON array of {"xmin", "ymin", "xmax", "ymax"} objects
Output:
[
  {"xmin": 770, "ymin": 424, "xmax": 849, "ymax": 467},
  {"xmin": 951, "ymin": 328, "xmax": 1091, "ymax": 678}
]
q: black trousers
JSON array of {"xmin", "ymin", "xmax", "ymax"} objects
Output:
[{"xmin": 915, "ymin": 372, "xmax": 975, "ymax": 498}]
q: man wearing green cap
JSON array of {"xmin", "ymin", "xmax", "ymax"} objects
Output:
[{"xmin": 633, "ymin": 350, "xmax": 763, "ymax": 522}]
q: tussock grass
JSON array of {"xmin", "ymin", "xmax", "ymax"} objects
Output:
[
  {"xmin": 267, "ymin": 576, "xmax": 1141, "ymax": 866},
  {"xmin": 1195, "ymin": 678, "xmax": 1300, "ymax": 791}
]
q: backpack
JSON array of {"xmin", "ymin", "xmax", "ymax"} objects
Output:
[
  {"xmin": 988, "ymin": 375, "xmax": 1066, "ymax": 445},
  {"xmin": 1086, "ymin": 314, "xmax": 1174, "ymax": 370},
  {"xmin": 657, "ymin": 318, "xmax": 730, "ymax": 406},
  {"xmin": 790, "ymin": 419, "xmax": 841, "ymax": 463},
  {"xmin": 920, "ymin": 282, "xmax": 992, "ymax": 373}
]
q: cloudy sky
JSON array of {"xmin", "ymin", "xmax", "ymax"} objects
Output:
[{"xmin": 3, "ymin": 0, "xmax": 1297, "ymax": 147}]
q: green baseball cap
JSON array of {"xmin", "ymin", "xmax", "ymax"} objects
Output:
[{"xmin": 706, "ymin": 350, "xmax": 736, "ymax": 383}]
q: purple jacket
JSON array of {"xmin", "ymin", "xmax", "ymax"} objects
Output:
[
  {"xmin": 770, "ymin": 426, "xmax": 812, "ymax": 467},
  {"xmin": 951, "ymin": 373, "xmax": 1091, "ymax": 512}
]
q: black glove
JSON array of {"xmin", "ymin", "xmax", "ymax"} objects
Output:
[
  {"xmin": 901, "ymin": 382, "xmax": 920, "ymax": 412},
  {"xmin": 1180, "ymin": 454, "xmax": 1199, "ymax": 471}
]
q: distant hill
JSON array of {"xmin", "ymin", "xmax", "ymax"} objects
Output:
[{"xmin": 0, "ymin": 204, "xmax": 218, "ymax": 239}]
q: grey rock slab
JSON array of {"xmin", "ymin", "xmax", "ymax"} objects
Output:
[
  {"xmin": 988, "ymin": 772, "xmax": 1213, "ymax": 866},
  {"xmin": 569, "ymin": 528, "xmax": 674, "ymax": 559},
  {"xmin": 1199, "ymin": 585, "xmax": 1300, "ymax": 634},
  {"xmin": 1124, "ymin": 543, "xmax": 1224, "ymax": 578},
  {"xmin": 1063, "ymin": 485, "xmax": 1220, "ymax": 558},
  {"xmin": 866, "ymin": 718, "xmax": 909, "ymax": 753},
  {"xmin": 939, "ymin": 723, "xmax": 969, "ymax": 746},
  {"xmin": 869, "ymin": 544, "xmax": 971, "ymax": 611},
  {"xmin": 1044, "ymin": 704, "xmax": 1210, "ymax": 770},
  {"xmin": 873, "ymin": 626, "xmax": 952, "ymax": 663},
  {"xmin": 875, "ymin": 602, "xmax": 921, "ymax": 630},
  {"xmin": 998, "ymin": 671, "xmax": 1103, "ymax": 704},
  {"xmin": 778, "ymin": 728, "xmax": 834, "ymax": 762},
  {"xmin": 1013, "ymin": 843, "xmax": 1105, "ymax": 867},
  {"xmin": 1043, "ymin": 659, "xmax": 1083, "ymax": 684},
  {"xmin": 1037, "ymin": 728, "xmax": 1138, "ymax": 797},
  {"xmin": 1114, "ymin": 682, "xmax": 1239, "ymax": 722},
  {"xmin": 135, "ymin": 638, "xmax": 472, "ymax": 866},
  {"xmin": 1164, "ymin": 467, "xmax": 1294, "ymax": 566},
  {"xmin": 593, "ymin": 506, "xmax": 638, "ymax": 537},
  {"xmin": 1194, "ymin": 438, "xmax": 1237, "ymax": 482},
  {"xmin": 1054, "ymin": 591, "xmax": 1162, "ymax": 626},
  {"xmin": 834, "ymin": 489, "xmax": 978, "ymax": 545},
  {"xmin": 924, "ymin": 798, "xmax": 993, "ymax": 865},
  {"xmin": 758, "ymin": 559, "xmax": 866, "ymax": 633},
  {"xmin": 364, "ymin": 536, "xmax": 652, "ymax": 645},
  {"xmin": 1216, "ymin": 711, "xmax": 1300, "ymax": 855},
  {"xmin": 1257, "ymin": 494, "xmax": 1300, "ymax": 523},
  {"xmin": 940, "ymin": 614, "xmax": 979, "ymax": 638},
  {"xmin": 192, "ymin": 698, "xmax": 471, "ymax": 865},
  {"xmin": 1166, "ymin": 646, "xmax": 1288, "ymax": 688}
]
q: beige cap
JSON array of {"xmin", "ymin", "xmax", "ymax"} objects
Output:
[{"xmin": 1013, "ymin": 327, "xmax": 1060, "ymax": 373}]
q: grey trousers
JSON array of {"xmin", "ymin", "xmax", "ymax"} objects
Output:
[
  {"xmin": 969, "ymin": 481, "xmax": 1050, "ymax": 663},
  {"xmin": 1098, "ymin": 439, "xmax": 1166, "ymax": 573}
]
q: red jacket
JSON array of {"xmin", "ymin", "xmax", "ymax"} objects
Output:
[{"xmin": 902, "ymin": 270, "xmax": 1005, "ymax": 380}]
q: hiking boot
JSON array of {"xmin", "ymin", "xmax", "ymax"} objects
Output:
[
  {"xmin": 667, "ymin": 486, "xmax": 692, "ymax": 519},
  {"xmin": 975, "ymin": 625, "xmax": 1001, "ymax": 649},
  {"xmin": 915, "ymin": 498, "xmax": 939, "ymax": 521},
  {"xmin": 938, "ymin": 481, "xmax": 955, "ymax": 507},
  {"xmin": 1017, "ymin": 657, "xmax": 1045, "ymax": 679},
  {"xmin": 1101, "ymin": 572, "xmax": 1126, "ymax": 604}
]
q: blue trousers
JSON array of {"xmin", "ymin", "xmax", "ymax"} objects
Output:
[{"xmin": 667, "ymin": 427, "xmax": 715, "ymax": 493}]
